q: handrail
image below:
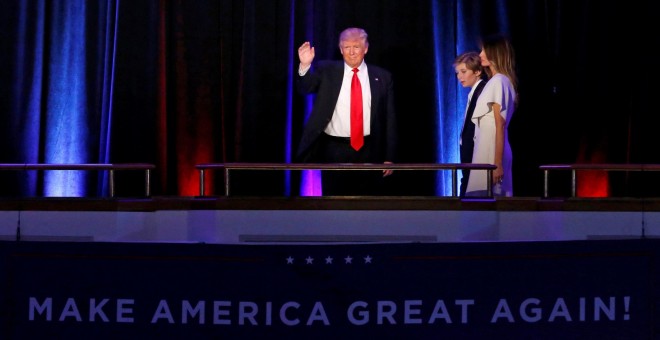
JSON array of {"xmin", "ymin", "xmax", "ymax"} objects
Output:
[
  {"xmin": 195, "ymin": 163, "xmax": 497, "ymax": 197},
  {"xmin": 0, "ymin": 163, "xmax": 155, "ymax": 197},
  {"xmin": 540, "ymin": 163, "xmax": 660, "ymax": 197}
]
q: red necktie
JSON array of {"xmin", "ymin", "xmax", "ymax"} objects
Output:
[{"xmin": 350, "ymin": 68, "xmax": 363, "ymax": 151}]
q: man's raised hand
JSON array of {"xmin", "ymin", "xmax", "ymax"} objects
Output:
[{"xmin": 298, "ymin": 41, "xmax": 315, "ymax": 68}]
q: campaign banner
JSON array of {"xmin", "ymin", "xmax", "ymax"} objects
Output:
[{"xmin": 0, "ymin": 239, "xmax": 655, "ymax": 339}]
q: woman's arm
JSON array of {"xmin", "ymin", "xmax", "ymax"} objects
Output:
[{"xmin": 492, "ymin": 102, "xmax": 505, "ymax": 183}]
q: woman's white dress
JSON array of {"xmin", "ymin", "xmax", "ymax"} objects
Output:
[{"xmin": 465, "ymin": 73, "xmax": 516, "ymax": 197}]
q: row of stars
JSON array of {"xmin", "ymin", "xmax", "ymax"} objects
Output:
[{"xmin": 286, "ymin": 255, "xmax": 373, "ymax": 265}]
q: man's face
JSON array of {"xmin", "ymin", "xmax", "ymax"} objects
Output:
[{"xmin": 340, "ymin": 38, "xmax": 368, "ymax": 69}]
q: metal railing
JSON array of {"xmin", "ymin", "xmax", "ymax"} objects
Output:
[
  {"xmin": 0, "ymin": 163, "xmax": 155, "ymax": 197},
  {"xmin": 540, "ymin": 163, "xmax": 660, "ymax": 197},
  {"xmin": 195, "ymin": 163, "xmax": 497, "ymax": 197}
]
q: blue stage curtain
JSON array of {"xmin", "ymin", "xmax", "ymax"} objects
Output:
[{"xmin": 0, "ymin": 0, "xmax": 118, "ymax": 197}]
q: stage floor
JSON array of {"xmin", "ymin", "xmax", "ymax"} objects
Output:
[{"xmin": 1, "ymin": 196, "xmax": 658, "ymax": 243}]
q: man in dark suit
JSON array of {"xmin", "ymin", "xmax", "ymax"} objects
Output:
[
  {"xmin": 295, "ymin": 28, "xmax": 397, "ymax": 196},
  {"xmin": 453, "ymin": 52, "xmax": 486, "ymax": 196}
]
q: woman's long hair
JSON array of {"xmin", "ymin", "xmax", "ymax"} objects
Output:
[{"xmin": 480, "ymin": 34, "xmax": 518, "ymax": 93}]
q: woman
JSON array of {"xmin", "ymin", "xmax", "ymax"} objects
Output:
[{"xmin": 466, "ymin": 34, "xmax": 518, "ymax": 197}]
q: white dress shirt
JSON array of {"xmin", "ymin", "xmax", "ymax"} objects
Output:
[{"xmin": 326, "ymin": 62, "xmax": 372, "ymax": 137}]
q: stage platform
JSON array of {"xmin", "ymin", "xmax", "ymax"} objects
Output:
[
  {"xmin": 1, "ymin": 196, "xmax": 658, "ymax": 244},
  {"xmin": 2, "ymin": 197, "xmax": 659, "ymax": 338}
]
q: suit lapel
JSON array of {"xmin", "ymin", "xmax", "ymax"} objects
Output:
[
  {"xmin": 368, "ymin": 66, "xmax": 380, "ymax": 117},
  {"xmin": 467, "ymin": 80, "xmax": 486, "ymax": 117},
  {"xmin": 329, "ymin": 62, "xmax": 344, "ymax": 101}
]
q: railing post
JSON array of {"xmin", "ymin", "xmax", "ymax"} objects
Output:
[
  {"xmin": 487, "ymin": 169, "xmax": 493, "ymax": 197},
  {"xmin": 571, "ymin": 170, "xmax": 577, "ymax": 197},
  {"xmin": 109, "ymin": 170, "xmax": 115, "ymax": 198},
  {"xmin": 199, "ymin": 169, "xmax": 206, "ymax": 196},
  {"xmin": 145, "ymin": 169, "xmax": 151, "ymax": 197},
  {"xmin": 451, "ymin": 168, "xmax": 458, "ymax": 197},
  {"xmin": 224, "ymin": 168, "xmax": 230, "ymax": 196},
  {"xmin": 543, "ymin": 169, "xmax": 549, "ymax": 198}
]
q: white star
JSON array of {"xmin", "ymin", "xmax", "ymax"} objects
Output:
[
  {"xmin": 325, "ymin": 256, "xmax": 334, "ymax": 264},
  {"xmin": 305, "ymin": 256, "xmax": 314, "ymax": 264},
  {"xmin": 364, "ymin": 255, "xmax": 372, "ymax": 264},
  {"xmin": 344, "ymin": 256, "xmax": 353, "ymax": 264},
  {"xmin": 286, "ymin": 256, "xmax": 294, "ymax": 264}
]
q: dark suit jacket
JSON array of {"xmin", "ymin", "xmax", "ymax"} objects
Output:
[
  {"xmin": 459, "ymin": 79, "xmax": 486, "ymax": 196},
  {"xmin": 460, "ymin": 79, "xmax": 487, "ymax": 163},
  {"xmin": 295, "ymin": 60, "xmax": 397, "ymax": 163}
]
